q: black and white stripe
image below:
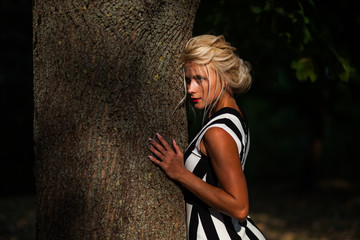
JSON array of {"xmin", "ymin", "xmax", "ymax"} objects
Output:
[{"xmin": 183, "ymin": 107, "xmax": 265, "ymax": 240}]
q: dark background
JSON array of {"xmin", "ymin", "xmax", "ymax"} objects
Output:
[
  {"xmin": 191, "ymin": 0, "xmax": 360, "ymax": 186},
  {"xmin": 1, "ymin": 0, "xmax": 360, "ymax": 239},
  {"xmin": 1, "ymin": 0, "xmax": 34, "ymax": 195}
]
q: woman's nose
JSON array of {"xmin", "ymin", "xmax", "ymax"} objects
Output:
[{"xmin": 187, "ymin": 80, "xmax": 196, "ymax": 94}]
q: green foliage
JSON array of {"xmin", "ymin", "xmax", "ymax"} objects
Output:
[
  {"xmin": 194, "ymin": 0, "xmax": 360, "ymax": 85},
  {"xmin": 291, "ymin": 58, "xmax": 317, "ymax": 82},
  {"xmin": 193, "ymin": 0, "xmax": 360, "ymax": 181},
  {"xmin": 338, "ymin": 56, "xmax": 356, "ymax": 83}
]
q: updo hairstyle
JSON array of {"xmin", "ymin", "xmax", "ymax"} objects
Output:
[{"xmin": 180, "ymin": 35, "xmax": 252, "ymax": 95}]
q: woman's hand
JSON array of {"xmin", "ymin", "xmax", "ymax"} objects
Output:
[{"xmin": 148, "ymin": 133, "xmax": 186, "ymax": 180}]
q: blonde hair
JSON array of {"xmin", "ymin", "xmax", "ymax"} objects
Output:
[{"xmin": 177, "ymin": 35, "xmax": 252, "ymax": 116}]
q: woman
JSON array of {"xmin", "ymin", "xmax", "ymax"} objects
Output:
[{"xmin": 148, "ymin": 35, "xmax": 266, "ymax": 240}]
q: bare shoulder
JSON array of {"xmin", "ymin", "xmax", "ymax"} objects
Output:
[
  {"xmin": 204, "ymin": 127, "xmax": 234, "ymax": 142},
  {"xmin": 203, "ymin": 127, "xmax": 237, "ymax": 154}
]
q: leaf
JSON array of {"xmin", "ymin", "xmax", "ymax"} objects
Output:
[
  {"xmin": 338, "ymin": 56, "xmax": 356, "ymax": 82},
  {"xmin": 264, "ymin": 1, "xmax": 271, "ymax": 11},
  {"xmin": 275, "ymin": 7, "xmax": 286, "ymax": 16},
  {"xmin": 250, "ymin": 5, "xmax": 262, "ymax": 14},
  {"xmin": 279, "ymin": 32, "xmax": 292, "ymax": 43},
  {"xmin": 308, "ymin": 0, "xmax": 315, "ymax": 7},
  {"xmin": 303, "ymin": 26, "xmax": 312, "ymax": 44},
  {"xmin": 291, "ymin": 58, "xmax": 317, "ymax": 82}
]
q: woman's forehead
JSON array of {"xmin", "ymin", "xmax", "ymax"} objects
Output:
[{"xmin": 185, "ymin": 63, "xmax": 209, "ymax": 75}]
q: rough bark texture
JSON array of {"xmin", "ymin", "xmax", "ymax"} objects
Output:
[{"xmin": 33, "ymin": 0, "xmax": 199, "ymax": 239}]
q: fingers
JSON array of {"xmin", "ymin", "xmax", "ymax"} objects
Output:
[
  {"xmin": 148, "ymin": 143, "xmax": 164, "ymax": 161},
  {"xmin": 148, "ymin": 155, "xmax": 163, "ymax": 166},
  {"xmin": 148, "ymin": 134, "xmax": 172, "ymax": 162},
  {"xmin": 148, "ymin": 135, "xmax": 184, "ymax": 180},
  {"xmin": 172, "ymin": 139, "xmax": 181, "ymax": 155},
  {"xmin": 155, "ymin": 133, "xmax": 172, "ymax": 151},
  {"xmin": 148, "ymin": 134, "xmax": 182, "ymax": 164},
  {"xmin": 149, "ymin": 137, "xmax": 166, "ymax": 155},
  {"xmin": 148, "ymin": 133, "xmax": 173, "ymax": 155}
]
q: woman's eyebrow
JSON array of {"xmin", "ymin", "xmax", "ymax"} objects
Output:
[
  {"xmin": 185, "ymin": 74, "xmax": 205, "ymax": 80},
  {"xmin": 195, "ymin": 74, "xmax": 205, "ymax": 79}
]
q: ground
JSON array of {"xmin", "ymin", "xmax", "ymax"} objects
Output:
[
  {"xmin": 249, "ymin": 179, "xmax": 360, "ymax": 240},
  {"xmin": 0, "ymin": 180, "xmax": 359, "ymax": 240}
]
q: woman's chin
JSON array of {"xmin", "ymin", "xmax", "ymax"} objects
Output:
[{"xmin": 193, "ymin": 104, "xmax": 204, "ymax": 110}]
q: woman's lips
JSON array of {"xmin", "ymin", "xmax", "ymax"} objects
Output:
[{"xmin": 192, "ymin": 98, "xmax": 200, "ymax": 103}]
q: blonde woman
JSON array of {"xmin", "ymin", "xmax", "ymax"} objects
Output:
[{"xmin": 148, "ymin": 35, "xmax": 266, "ymax": 240}]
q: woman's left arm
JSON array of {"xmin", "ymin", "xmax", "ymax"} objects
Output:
[
  {"xmin": 148, "ymin": 130, "xmax": 249, "ymax": 222},
  {"xmin": 202, "ymin": 127, "xmax": 249, "ymax": 220}
]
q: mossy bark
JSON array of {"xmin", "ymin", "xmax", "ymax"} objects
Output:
[{"xmin": 33, "ymin": 1, "xmax": 199, "ymax": 239}]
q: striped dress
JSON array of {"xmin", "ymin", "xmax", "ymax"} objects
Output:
[{"xmin": 183, "ymin": 107, "xmax": 266, "ymax": 240}]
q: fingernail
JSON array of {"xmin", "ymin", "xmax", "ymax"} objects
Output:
[
  {"xmin": 149, "ymin": 138, "xmax": 154, "ymax": 142},
  {"xmin": 156, "ymin": 133, "xmax": 160, "ymax": 137}
]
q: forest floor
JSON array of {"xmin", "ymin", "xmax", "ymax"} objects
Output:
[
  {"xmin": 249, "ymin": 179, "xmax": 360, "ymax": 240},
  {"xmin": 0, "ymin": 179, "xmax": 359, "ymax": 240}
]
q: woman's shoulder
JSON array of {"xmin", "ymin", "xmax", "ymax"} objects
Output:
[
  {"xmin": 205, "ymin": 107, "xmax": 247, "ymax": 130},
  {"xmin": 201, "ymin": 126, "xmax": 238, "ymax": 156},
  {"xmin": 202, "ymin": 107, "xmax": 249, "ymax": 143},
  {"xmin": 194, "ymin": 107, "xmax": 248, "ymax": 150},
  {"xmin": 209, "ymin": 107, "xmax": 244, "ymax": 121},
  {"xmin": 203, "ymin": 126, "xmax": 233, "ymax": 142}
]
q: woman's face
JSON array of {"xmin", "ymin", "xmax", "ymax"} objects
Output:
[{"xmin": 185, "ymin": 63, "xmax": 220, "ymax": 110}]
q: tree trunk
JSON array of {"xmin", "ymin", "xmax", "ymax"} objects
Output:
[{"xmin": 33, "ymin": 0, "xmax": 199, "ymax": 239}]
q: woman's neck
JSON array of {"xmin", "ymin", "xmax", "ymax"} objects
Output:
[{"xmin": 208, "ymin": 92, "xmax": 240, "ymax": 117}]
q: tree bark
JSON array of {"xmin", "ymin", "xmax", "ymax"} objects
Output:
[{"xmin": 33, "ymin": 0, "xmax": 199, "ymax": 239}]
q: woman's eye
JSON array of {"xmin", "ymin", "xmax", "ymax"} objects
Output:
[{"xmin": 195, "ymin": 75, "xmax": 203, "ymax": 81}]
